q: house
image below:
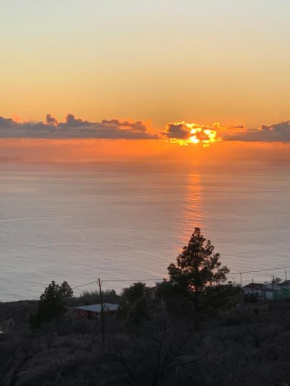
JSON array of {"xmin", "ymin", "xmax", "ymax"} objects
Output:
[
  {"xmin": 242, "ymin": 281, "xmax": 290, "ymax": 300},
  {"xmin": 242, "ymin": 283, "xmax": 265, "ymax": 297},
  {"xmin": 74, "ymin": 303, "xmax": 119, "ymax": 320},
  {"xmin": 265, "ymin": 286, "xmax": 290, "ymax": 300}
]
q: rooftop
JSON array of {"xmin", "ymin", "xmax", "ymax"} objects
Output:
[
  {"xmin": 74, "ymin": 303, "xmax": 119, "ymax": 313},
  {"xmin": 243, "ymin": 283, "xmax": 265, "ymax": 289}
]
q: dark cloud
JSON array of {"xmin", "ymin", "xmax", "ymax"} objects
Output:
[
  {"xmin": 0, "ymin": 115, "xmax": 158, "ymax": 140},
  {"xmin": 225, "ymin": 121, "xmax": 290, "ymax": 142},
  {"xmin": 46, "ymin": 114, "xmax": 58, "ymax": 125},
  {"xmin": 60, "ymin": 114, "xmax": 91, "ymax": 128},
  {"xmin": 102, "ymin": 119, "xmax": 147, "ymax": 132},
  {"xmin": 163, "ymin": 123, "xmax": 190, "ymax": 139},
  {"xmin": 0, "ymin": 116, "xmax": 17, "ymax": 129},
  {"xmin": 2, "ymin": 115, "xmax": 290, "ymax": 143}
]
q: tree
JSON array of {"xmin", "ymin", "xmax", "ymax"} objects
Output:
[
  {"xmin": 156, "ymin": 280, "xmax": 195, "ymax": 319},
  {"xmin": 202, "ymin": 284, "xmax": 243, "ymax": 317},
  {"xmin": 272, "ymin": 277, "xmax": 282, "ymax": 284},
  {"xmin": 120, "ymin": 282, "xmax": 154, "ymax": 325},
  {"xmin": 121, "ymin": 282, "xmax": 149, "ymax": 305},
  {"xmin": 30, "ymin": 281, "xmax": 73, "ymax": 328},
  {"xmin": 168, "ymin": 228, "xmax": 229, "ymax": 326}
]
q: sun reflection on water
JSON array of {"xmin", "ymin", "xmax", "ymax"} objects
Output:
[{"xmin": 179, "ymin": 173, "xmax": 205, "ymax": 248}]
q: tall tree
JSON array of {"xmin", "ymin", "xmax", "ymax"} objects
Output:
[{"xmin": 168, "ymin": 228, "xmax": 229, "ymax": 325}]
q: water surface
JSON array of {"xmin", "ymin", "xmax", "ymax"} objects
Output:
[{"xmin": 1, "ymin": 161, "xmax": 289, "ymax": 301}]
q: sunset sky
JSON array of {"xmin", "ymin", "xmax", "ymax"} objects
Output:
[{"xmin": 1, "ymin": 0, "xmax": 290, "ymax": 162}]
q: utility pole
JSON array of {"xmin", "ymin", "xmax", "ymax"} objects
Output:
[
  {"xmin": 240, "ymin": 273, "xmax": 242, "ymax": 287},
  {"xmin": 285, "ymin": 270, "xmax": 288, "ymax": 282},
  {"xmin": 98, "ymin": 278, "xmax": 105, "ymax": 346}
]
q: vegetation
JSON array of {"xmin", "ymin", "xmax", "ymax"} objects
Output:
[
  {"xmin": 1, "ymin": 229, "xmax": 289, "ymax": 385},
  {"xmin": 120, "ymin": 282, "xmax": 157, "ymax": 325},
  {"xmin": 167, "ymin": 227, "xmax": 230, "ymax": 325},
  {"xmin": 29, "ymin": 281, "xmax": 73, "ymax": 328},
  {"xmin": 2, "ymin": 297, "xmax": 290, "ymax": 385}
]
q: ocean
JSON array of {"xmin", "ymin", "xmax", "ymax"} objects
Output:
[{"xmin": 1, "ymin": 161, "xmax": 290, "ymax": 302}]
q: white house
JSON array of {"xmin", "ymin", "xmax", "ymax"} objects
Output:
[{"xmin": 242, "ymin": 283, "xmax": 265, "ymax": 297}]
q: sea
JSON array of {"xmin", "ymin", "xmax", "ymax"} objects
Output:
[{"xmin": 1, "ymin": 160, "xmax": 290, "ymax": 302}]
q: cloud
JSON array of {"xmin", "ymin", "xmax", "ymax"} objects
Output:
[
  {"xmin": 102, "ymin": 119, "xmax": 147, "ymax": 133},
  {"xmin": 2, "ymin": 114, "xmax": 290, "ymax": 143},
  {"xmin": 46, "ymin": 114, "xmax": 58, "ymax": 126},
  {"xmin": 0, "ymin": 116, "xmax": 16, "ymax": 128},
  {"xmin": 0, "ymin": 114, "xmax": 158, "ymax": 140},
  {"xmin": 163, "ymin": 121, "xmax": 239, "ymax": 140},
  {"xmin": 163, "ymin": 120, "xmax": 290, "ymax": 143},
  {"xmin": 163, "ymin": 122, "xmax": 223, "ymax": 144},
  {"xmin": 224, "ymin": 121, "xmax": 290, "ymax": 142},
  {"xmin": 163, "ymin": 123, "xmax": 190, "ymax": 139},
  {"xmin": 60, "ymin": 114, "xmax": 91, "ymax": 128}
]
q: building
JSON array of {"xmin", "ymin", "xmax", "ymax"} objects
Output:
[
  {"xmin": 74, "ymin": 303, "xmax": 119, "ymax": 320},
  {"xmin": 242, "ymin": 282, "xmax": 290, "ymax": 300},
  {"xmin": 264, "ymin": 286, "xmax": 290, "ymax": 300},
  {"xmin": 242, "ymin": 283, "xmax": 265, "ymax": 297}
]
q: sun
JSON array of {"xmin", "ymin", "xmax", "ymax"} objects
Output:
[
  {"xmin": 188, "ymin": 127, "xmax": 218, "ymax": 146},
  {"xmin": 189, "ymin": 132, "xmax": 200, "ymax": 144},
  {"xmin": 165, "ymin": 121, "xmax": 220, "ymax": 146}
]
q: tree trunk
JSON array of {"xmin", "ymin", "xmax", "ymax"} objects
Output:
[{"xmin": 194, "ymin": 290, "xmax": 199, "ymax": 330}]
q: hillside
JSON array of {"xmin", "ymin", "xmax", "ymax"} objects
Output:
[{"xmin": 1, "ymin": 298, "xmax": 290, "ymax": 386}]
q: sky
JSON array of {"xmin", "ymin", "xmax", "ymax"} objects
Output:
[{"xmin": 1, "ymin": 0, "xmax": 290, "ymax": 162}]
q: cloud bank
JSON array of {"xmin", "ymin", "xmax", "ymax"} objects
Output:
[
  {"xmin": 1, "ymin": 114, "xmax": 290, "ymax": 144},
  {"xmin": 0, "ymin": 115, "xmax": 158, "ymax": 140},
  {"xmin": 224, "ymin": 121, "xmax": 290, "ymax": 142}
]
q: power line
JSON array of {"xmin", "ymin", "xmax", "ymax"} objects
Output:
[
  {"xmin": 101, "ymin": 278, "xmax": 164, "ymax": 284},
  {"xmin": 30, "ymin": 277, "xmax": 164, "ymax": 302},
  {"xmin": 70, "ymin": 278, "xmax": 164, "ymax": 290},
  {"xmin": 15, "ymin": 264, "xmax": 290, "ymax": 301},
  {"xmin": 228, "ymin": 271, "xmax": 288, "ymax": 279},
  {"xmin": 71, "ymin": 280, "xmax": 99, "ymax": 290},
  {"xmin": 230, "ymin": 265, "xmax": 290, "ymax": 276}
]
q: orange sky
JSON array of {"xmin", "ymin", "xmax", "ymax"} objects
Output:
[
  {"xmin": 1, "ymin": 1, "xmax": 290, "ymax": 163},
  {"xmin": 1, "ymin": 1, "xmax": 290, "ymax": 129}
]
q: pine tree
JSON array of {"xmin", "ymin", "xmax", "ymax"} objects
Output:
[{"xmin": 168, "ymin": 228, "xmax": 229, "ymax": 326}]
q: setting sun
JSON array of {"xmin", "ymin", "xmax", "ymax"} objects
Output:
[
  {"xmin": 189, "ymin": 127, "xmax": 218, "ymax": 145},
  {"xmin": 165, "ymin": 122, "xmax": 219, "ymax": 146}
]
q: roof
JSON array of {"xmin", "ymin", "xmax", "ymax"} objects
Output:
[
  {"xmin": 243, "ymin": 283, "xmax": 265, "ymax": 290},
  {"xmin": 74, "ymin": 303, "xmax": 119, "ymax": 313}
]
